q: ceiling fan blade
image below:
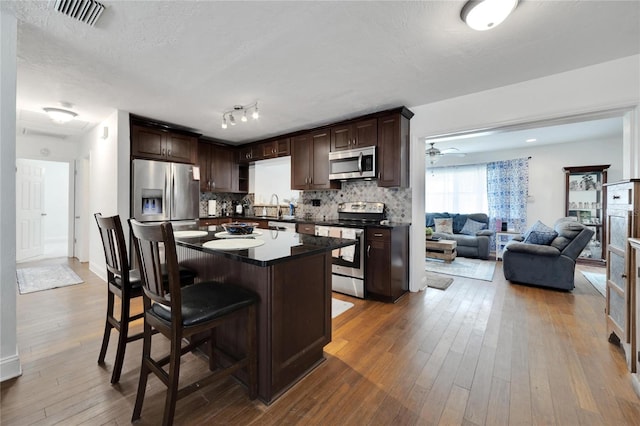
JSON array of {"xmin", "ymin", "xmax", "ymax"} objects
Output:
[{"xmin": 440, "ymin": 147, "xmax": 460, "ymax": 154}]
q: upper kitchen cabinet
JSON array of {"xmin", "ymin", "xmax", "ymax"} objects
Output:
[
  {"xmin": 238, "ymin": 145, "xmax": 260, "ymax": 163},
  {"xmin": 291, "ymin": 130, "xmax": 340, "ymax": 190},
  {"xmin": 330, "ymin": 118, "xmax": 378, "ymax": 151},
  {"xmin": 131, "ymin": 124, "xmax": 197, "ymax": 164},
  {"xmin": 262, "ymin": 138, "xmax": 291, "ymax": 159},
  {"xmin": 377, "ymin": 109, "xmax": 413, "ymax": 188},
  {"xmin": 198, "ymin": 140, "xmax": 242, "ymax": 193}
]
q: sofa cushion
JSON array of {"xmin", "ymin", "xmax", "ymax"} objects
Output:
[
  {"xmin": 460, "ymin": 218, "xmax": 487, "ymax": 235},
  {"xmin": 523, "ymin": 221, "xmax": 558, "ymax": 245},
  {"xmin": 434, "ymin": 218, "xmax": 453, "ymax": 234},
  {"xmin": 551, "ymin": 219, "xmax": 589, "ymax": 251}
]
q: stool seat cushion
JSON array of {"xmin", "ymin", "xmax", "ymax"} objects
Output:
[{"xmin": 151, "ymin": 282, "xmax": 259, "ymax": 327}]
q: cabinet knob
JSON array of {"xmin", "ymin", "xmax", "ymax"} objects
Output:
[{"xmin": 373, "ymin": 233, "xmax": 383, "ymax": 237}]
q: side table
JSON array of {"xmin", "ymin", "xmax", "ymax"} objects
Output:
[
  {"xmin": 425, "ymin": 239, "xmax": 457, "ymax": 263},
  {"xmin": 496, "ymin": 231, "xmax": 521, "ymax": 260}
]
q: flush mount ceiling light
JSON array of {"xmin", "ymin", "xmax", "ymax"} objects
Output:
[
  {"xmin": 221, "ymin": 101, "xmax": 259, "ymax": 129},
  {"xmin": 43, "ymin": 107, "xmax": 78, "ymax": 123},
  {"xmin": 460, "ymin": 0, "xmax": 518, "ymax": 31}
]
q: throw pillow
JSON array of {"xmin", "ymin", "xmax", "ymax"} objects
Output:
[
  {"xmin": 434, "ymin": 218, "xmax": 453, "ymax": 234},
  {"xmin": 524, "ymin": 220, "xmax": 558, "ymax": 245},
  {"xmin": 460, "ymin": 218, "xmax": 487, "ymax": 235}
]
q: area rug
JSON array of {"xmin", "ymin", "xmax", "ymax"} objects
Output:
[
  {"xmin": 332, "ymin": 298, "xmax": 354, "ymax": 319},
  {"xmin": 425, "ymin": 257, "xmax": 496, "ymax": 282},
  {"xmin": 16, "ymin": 264, "xmax": 84, "ymax": 294},
  {"xmin": 581, "ymin": 271, "xmax": 606, "ymax": 297},
  {"xmin": 426, "ymin": 272, "xmax": 454, "ymax": 290}
]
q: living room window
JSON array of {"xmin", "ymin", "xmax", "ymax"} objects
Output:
[{"xmin": 425, "ymin": 164, "xmax": 488, "ymax": 213}]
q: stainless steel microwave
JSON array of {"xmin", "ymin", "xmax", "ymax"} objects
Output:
[{"xmin": 328, "ymin": 146, "xmax": 376, "ymax": 181}]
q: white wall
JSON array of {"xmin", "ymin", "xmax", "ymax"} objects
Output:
[
  {"xmin": 0, "ymin": 8, "xmax": 20, "ymax": 381},
  {"xmin": 408, "ymin": 55, "xmax": 640, "ymax": 293},
  {"xmin": 76, "ymin": 110, "xmax": 126, "ymax": 281},
  {"xmin": 252, "ymin": 156, "xmax": 300, "ymax": 205}
]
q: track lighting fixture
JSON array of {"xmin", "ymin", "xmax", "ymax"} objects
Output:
[{"xmin": 221, "ymin": 101, "xmax": 259, "ymax": 129}]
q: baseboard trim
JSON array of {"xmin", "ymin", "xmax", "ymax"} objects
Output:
[{"xmin": 0, "ymin": 353, "xmax": 22, "ymax": 382}]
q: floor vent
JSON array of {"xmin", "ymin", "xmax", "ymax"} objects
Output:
[{"xmin": 50, "ymin": 0, "xmax": 106, "ymax": 27}]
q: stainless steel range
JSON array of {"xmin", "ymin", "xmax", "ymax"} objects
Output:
[{"xmin": 315, "ymin": 201, "xmax": 385, "ymax": 299}]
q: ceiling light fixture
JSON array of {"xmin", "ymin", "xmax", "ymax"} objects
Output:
[
  {"xmin": 43, "ymin": 107, "xmax": 78, "ymax": 123},
  {"xmin": 526, "ymin": 138, "xmax": 537, "ymax": 143},
  {"xmin": 460, "ymin": 0, "xmax": 518, "ymax": 31},
  {"xmin": 221, "ymin": 101, "xmax": 259, "ymax": 129}
]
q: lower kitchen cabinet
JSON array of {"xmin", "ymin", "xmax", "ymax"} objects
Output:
[{"xmin": 365, "ymin": 226, "xmax": 409, "ymax": 303}]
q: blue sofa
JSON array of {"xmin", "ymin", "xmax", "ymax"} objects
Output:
[{"xmin": 425, "ymin": 213, "xmax": 493, "ymax": 260}]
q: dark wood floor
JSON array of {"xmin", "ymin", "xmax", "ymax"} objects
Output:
[{"xmin": 2, "ymin": 258, "xmax": 639, "ymax": 425}]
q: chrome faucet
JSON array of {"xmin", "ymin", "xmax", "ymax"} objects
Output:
[{"xmin": 270, "ymin": 193, "xmax": 280, "ymax": 218}]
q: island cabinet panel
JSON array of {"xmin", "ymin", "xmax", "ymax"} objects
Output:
[
  {"xmin": 271, "ymin": 253, "xmax": 331, "ymax": 393},
  {"xmin": 175, "ymin": 246, "xmax": 332, "ymax": 403},
  {"xmin": 131, "ymin": 124, "xmax": 197, "ymax": 164}
]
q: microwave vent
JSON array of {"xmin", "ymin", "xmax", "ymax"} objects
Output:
[{"xmin": 50, "ymin": 0, "xmax": 106, "ymax": 27}]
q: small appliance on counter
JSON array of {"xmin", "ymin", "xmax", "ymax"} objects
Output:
[{"xmin": 208, "ymin": 200, "xmax": 217, "ymax": 216}]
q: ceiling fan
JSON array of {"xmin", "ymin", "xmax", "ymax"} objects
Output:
[{"xmin": 425, "ymin": 142, "xmax": 465, "ymax": 165}]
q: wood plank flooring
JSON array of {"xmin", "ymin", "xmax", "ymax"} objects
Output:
[{"xmin": 2, "ymin": 258, "xmax": 639, "ymax": 425}]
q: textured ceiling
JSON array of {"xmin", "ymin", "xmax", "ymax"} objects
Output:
[{"xmin": 4, "ymin": 1, "xmax": 640, "ymax": 144}]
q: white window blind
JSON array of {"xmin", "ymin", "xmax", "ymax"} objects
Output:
[{"xmin": 425, "ymin": 164, "xmax": 488, "ymax": 213}]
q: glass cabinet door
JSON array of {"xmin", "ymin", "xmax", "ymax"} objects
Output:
[{"xmin": 564, "ymin": 165, "xmax": 609, "ymax": 263}]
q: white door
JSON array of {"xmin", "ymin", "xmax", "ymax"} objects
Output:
[
  {"xmin": 16, "ymin": 159, "xmax": 45, "ymax": 262},
  {"xmin": 73, "ymin": 158, "xmax": 90, "ymax": 262}
]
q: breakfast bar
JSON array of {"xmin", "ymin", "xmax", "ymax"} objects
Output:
[{"xmin": 173, "ymin": 225, "xmax": 353, "ymax": 404}]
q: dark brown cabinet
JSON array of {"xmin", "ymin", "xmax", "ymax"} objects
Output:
[
  {"xmin": 198, "ymin": 141, "xmax": 241, "ymax": 193},
  {"xmin": 365, "ymin": 227, "xmax": 409, "ymax": 303},
  {"xmin": 238, "ymin": 145, "xmax": 260, "ymax": 163},
  {"xmin": 261, "ymin": 138, "xmax": 290, "ymax": 159},
  {"xmin": 131, "ymin": 124, "xmax": 197, "ymax": 164},
  {"xmin": 291, "ymin": 130, "xmax": 340, "ymax": 190},
  {"xmin": 296, "ymin": 223, "xmax": 316, "ymax": 235},
  {"xmin": 330, "ymin": 118, "xmax": 378, "ymax": 151},
  {"xmin": 377, "ymin": 112, "xmax": 410, "ymax": 188}
]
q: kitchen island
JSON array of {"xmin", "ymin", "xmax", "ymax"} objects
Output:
[{"xmin": 173, "ymin": 225, "xmax": 353, "ymax": 404}]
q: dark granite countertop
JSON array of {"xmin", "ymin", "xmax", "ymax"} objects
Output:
[
  {"xmin": 174, "ymin": 224, "xmax": 354, "ymax": 267},
  {"xmin": 199, "ymin": 216, "xmax": 411, "ymax": 229}
]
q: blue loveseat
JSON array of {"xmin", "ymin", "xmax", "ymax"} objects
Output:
[{"xmin": 425, "ymin": 213, "xmax": 493, "ymax": 260}]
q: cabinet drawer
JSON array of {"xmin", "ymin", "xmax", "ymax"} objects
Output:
[
  {"xmin": 297, "ymin": 224, "xmax": 316, "ymax": 235},
  {"xmin": 608, "ymin": 187, "xmax": 633, "ymax": 206},
  {"xmin": 367, "ymin": 228, "xmax": 391, "ymax": 242}
]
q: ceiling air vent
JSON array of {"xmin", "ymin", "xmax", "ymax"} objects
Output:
[{"xmin": 50, "ymin": 0, "xmax": 106, "ymax": 27}]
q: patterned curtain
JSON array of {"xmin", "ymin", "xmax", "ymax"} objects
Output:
[{"xmin": 486, "ymin": 158, "xmax": 529, "ymax": 235}]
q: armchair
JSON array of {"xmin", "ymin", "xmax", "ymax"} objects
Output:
[{"xmin": 502, "ymin": 218, "xmax": 594, "ymax": 290}]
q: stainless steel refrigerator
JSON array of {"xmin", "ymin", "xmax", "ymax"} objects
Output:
[{"xmin": 132, "ymin": 159, "xmax": 199, "ymax": 222}]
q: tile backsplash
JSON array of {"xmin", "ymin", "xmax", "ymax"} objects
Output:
[{"xmin": 200, "ymin": 180, "xmax": 411, "ymax": 223}]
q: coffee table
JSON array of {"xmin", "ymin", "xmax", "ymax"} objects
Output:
[{"xmin": 425, "ymin": 239, "xmax": 457, "ymax": 263}]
